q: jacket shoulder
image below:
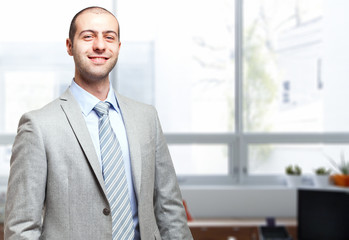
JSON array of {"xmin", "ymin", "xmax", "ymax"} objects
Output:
[
  {"xmin": 18, "ymin": 89, "xmax": 73, "ymax": 125},
  {"xmin": 116, "ymin": 93, "xmax": 156, "ymax": 114}
]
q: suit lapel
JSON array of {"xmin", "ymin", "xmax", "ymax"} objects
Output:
[
  {"xmin": 59, "ymin": 89, "xmax": 107, "ymax": 195},
  {"xmin": 116, "ymin": 93, "xmax": 142, "ymax": 199}
]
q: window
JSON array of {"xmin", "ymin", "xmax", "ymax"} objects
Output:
[
  {"xmin": 242, "ymin": 0, "xmax": 349, "ymax": 181},
  {"xmin": 117, "ymin": 0, "xmax": 235, "ymax": 133},
  {"xmin": 116, "ymin": 0, "xmax": 235, "ymax": 177},
  {"xmin": 1, "ymin": 0, "xmax": 349, "ymax": 185},
  {"xmin": 244, "ymin": 0, "xmax": 323, "ymax": 133}
]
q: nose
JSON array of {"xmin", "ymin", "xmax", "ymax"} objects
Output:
[{"xmin": 93, "ymin": 36, "xmax": 106, "ymax": 52}]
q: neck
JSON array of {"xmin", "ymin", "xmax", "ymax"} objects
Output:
[{"xmin": 74, "ymin": 76, "xmax": 110, "ymax": 101}]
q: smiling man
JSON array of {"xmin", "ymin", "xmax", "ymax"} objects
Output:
[
  {"xmin": 67, "ymin": 8, "xmax": 121, "ymax": 97},
  {"xmin": 4, "ymin": 6, "xmax": 193, "ymax": 240}
]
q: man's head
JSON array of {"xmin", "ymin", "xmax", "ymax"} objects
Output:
[
  {"xmin": 69, "ymin": 7, "xmax": 120, "ymax": 44},
  {"xmin": 66, "ymin": 6, "xmax": 121, "ymax": 86}
]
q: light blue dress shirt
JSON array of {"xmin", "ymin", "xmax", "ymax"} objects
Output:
[{"xmin": 69, "ymin": 80, "xmax": 140, "ymax": 239}]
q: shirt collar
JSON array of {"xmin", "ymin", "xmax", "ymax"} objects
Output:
[{"xmin": 69, "ymin": 79, "xmax": 120, "ymax": 116}]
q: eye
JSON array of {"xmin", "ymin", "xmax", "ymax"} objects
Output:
[
  {"xmin": 83, "ymin": 35, "xmax": 93, "ymax": 40},
  {"xmin": 106, "ymin": 35, "xmax": 115, "ymax": 41}
]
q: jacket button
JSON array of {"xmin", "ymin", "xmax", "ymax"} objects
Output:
[{"xmin": 103, "ymin": 208, "xmax": 111, "ymax": 216}]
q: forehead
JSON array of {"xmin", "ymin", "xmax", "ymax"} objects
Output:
[{"xmin": 75, "ymin": 12, "xmax": 119, "ymax": 33}]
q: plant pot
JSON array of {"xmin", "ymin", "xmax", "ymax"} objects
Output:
[
  {"xmin": 286, "ymin": 175, "xmax": 302, "ymax": 188},
  {"xmin": 313, "ymin": 175, "xmax": 330, "ymax": 188},
  {"xmin": 331, "ymin": 174, "xmax": 349, "ymax": 187}
]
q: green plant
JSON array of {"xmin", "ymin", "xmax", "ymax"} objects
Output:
[
  {"xmin": 325, "ymin": 151, "xmax": 349, "ymax": 175},
  {"xmin": 336, "ymin": 159, "xmax": 349, "ymax": 175},
  {"xmin": 314, "ymin": 167, "xmax": 331, "ymax": 175},
  {"xmin": 285, "ymin": 165, "xmax": 302, "ymax": 175}
]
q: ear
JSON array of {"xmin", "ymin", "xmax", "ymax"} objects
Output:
[{"xmin": 66, "ymin": 38, "xmax": 73, "ymax": 56}]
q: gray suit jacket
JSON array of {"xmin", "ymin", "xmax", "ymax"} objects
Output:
[{"xmin": 4, "ymin": 89, "xmax": 193, "ymax": 240}]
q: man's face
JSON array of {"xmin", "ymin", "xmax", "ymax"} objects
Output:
[{"xmin": 66, "ymin": 11, "xmax": 121, "ymax": 83}]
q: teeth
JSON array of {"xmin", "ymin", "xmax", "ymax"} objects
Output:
[{"xmin": 89, "ymin": 57, "xmax": 107, "ymax": 60}]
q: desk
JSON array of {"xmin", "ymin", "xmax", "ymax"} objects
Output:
[
  {"xmin": 1, "ymin": 219, "xmax": 297, "ymax": 240},
  {"xmin": 189, "ymin": 218, "xmax": 297, "ymax": 240},
  {"xmin": 0, "ymin": 223, "xmax": 3, "ymax": 240}
]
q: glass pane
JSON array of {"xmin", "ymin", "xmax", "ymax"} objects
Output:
[
  {"xmin": 0, "ymin": 144, "xmax": 10, "ymax": 222},
  {"xmin": 4, "ymin": 72, "xmax": 60, "ymax": 132},
  {"xmin": 242, "ymin": 0, "xmax": 349, "ymax": 132},
  {"xmin": 169, "ymin": 144, "xmax": 228, "ymax": 175},
  {"xmin": 0, "ymin": 145, "xmax": 11, "ymax": 177},
  {"xmin": 249, "ymin": 144, "xmax": 349, "ymax": 175},
  {"xmin": 117, "ymin": 0, "xmax": 235, "ymax": 132}
]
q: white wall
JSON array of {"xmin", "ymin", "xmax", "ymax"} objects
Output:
[
  {"xmin": 323, "ymin": 0, "xmax": 349, "ymax": 131},
  {"xmin": 181, "ymin": 187, "xmax": 297, "ymax": 218}
]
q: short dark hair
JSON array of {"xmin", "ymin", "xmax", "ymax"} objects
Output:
[{"xmin": 68, "ymin": 6, "xmax": 120, "ymax": 43}]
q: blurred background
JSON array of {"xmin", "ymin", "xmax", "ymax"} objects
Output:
[{"xmin": 1, "ymin": 0, "xmax": 349, "ymax": 222}]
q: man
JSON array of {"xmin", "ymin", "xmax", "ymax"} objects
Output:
[{"xmin": 5, "ymin": 6, "xmax": 193, "ymax": 240}]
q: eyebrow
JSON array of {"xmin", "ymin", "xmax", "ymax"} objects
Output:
[{"xmin": 79, "ymin": 30, "xmax": 118, "ymax": 37}]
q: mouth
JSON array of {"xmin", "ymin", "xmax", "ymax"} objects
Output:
[{"xmin": 88, "ymin": 56, "xmax": 110, "ymax": 64}]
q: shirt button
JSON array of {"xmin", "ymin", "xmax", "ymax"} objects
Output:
[{"xmin": 103, "ymin": 208, "xmax": 111, "ymax": 216}]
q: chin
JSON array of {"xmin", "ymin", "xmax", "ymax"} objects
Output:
[{"xmin": 82, "ymin": 72, "xmax": 110, "ymax": 83}]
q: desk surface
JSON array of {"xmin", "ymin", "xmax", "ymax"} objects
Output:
[
  {"xmin": 188, "ymin": 218, "xmax": 297, "ymax": 227},
  {"xmin": 189, "ymin": 218, "xmax": 298, "ymax": 240},
  {"xmin": 0, "ymin": 219, "xmax": 297, "ymax": 240}
]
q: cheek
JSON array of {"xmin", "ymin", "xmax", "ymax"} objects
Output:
[
  {"xmin": 73, "ymin": 42, "xmax": 90, "ymax": 54},
  {"xmin": 109, "ymin": 43, "xmax": 120, "ymax": 54},
  {"xmin": 111, "ymin": 47, "xmax": 120, "ymax": 57}
]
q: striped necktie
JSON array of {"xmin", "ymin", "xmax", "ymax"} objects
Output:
[{"xmin": 94, "ymin": 101, "xmax": 135, "ymax": 240}]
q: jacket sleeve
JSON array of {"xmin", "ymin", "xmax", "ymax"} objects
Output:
[
  {"xmin": 152, "ymin": 111, "xmax": 193, "ymax": 240},
  {"xmin": 4, "ymin": 112, "xmax": 47, "ymax": 240}
]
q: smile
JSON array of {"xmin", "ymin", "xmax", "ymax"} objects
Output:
[{"xmin": 88, "ymin": 56, "xmax": 109, "ymax": 64}]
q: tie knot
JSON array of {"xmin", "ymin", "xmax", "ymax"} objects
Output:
[{"xmin": 94, "ymin": 101, "xmax": 111, "ymax": 118}]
